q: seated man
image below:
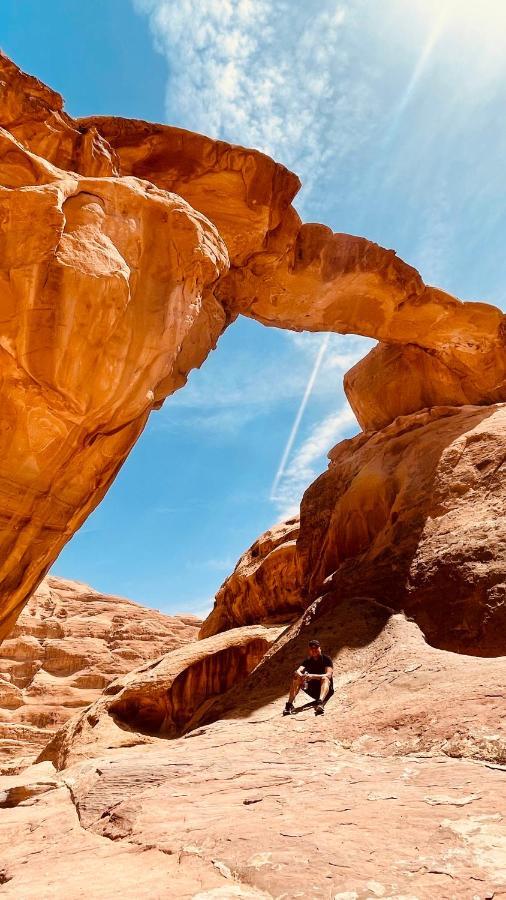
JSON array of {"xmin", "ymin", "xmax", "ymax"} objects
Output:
[{"xmin": 283, "ymin": 639, "xmax": 334, "ymax": 717}]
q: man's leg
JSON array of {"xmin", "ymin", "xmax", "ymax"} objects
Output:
[
  {"xmin": 319, "ymin": 676, "xmax": 331, "ymax": 703},
  {"xmin": 288, "ymin": 672, "xmax": 305, "ymax": 704},
  {"xmin": 315, "ymin": 676, "xmax": 331, "ymax": 715},
  {"xmin": 283, "ymin": 672, "xmax": 305, "ymax": 714}
]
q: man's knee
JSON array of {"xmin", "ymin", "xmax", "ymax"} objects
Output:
[{"xmin": 292, "ymin": 671, "xmax": 303, "ymax": 682}]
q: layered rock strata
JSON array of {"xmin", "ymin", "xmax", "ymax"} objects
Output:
[
  {"xmin": 0, "ymin": 577, "xmax": 200, "ymax": 771},
  {"xmin": 1, "ymin": 52, "xmax": 506, "ymax": 638}
]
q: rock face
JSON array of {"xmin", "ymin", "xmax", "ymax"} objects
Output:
[
  {"xmin": 1, "ymin": 52, "xmax": 506, "ymax": 639},
  {"xmin": 39, "ymin": 624, "xmax": 282, "ymax": 769},
  {"xmin": 200, "ymin": 517, "xmax": 303, "ymax": 638},
  {"xmin": 1, "ymin": 596, "xmax": 505, "ymax": 898},
  {"xmin": 0, "ymin": 576, "xmax": 200, "ymax": 771},
  {"xmin": 0, "ymin": 124, "xmax": 228, "ymax": 641},
  {"xmin": 344, "ymin": 340, "xmax": 504, "ymax": 432},
  {"xmin": 298, "ymin": 404, "xmax": 506, "ymax": 656},
  {"xmin": 204, "ymin": 404, "xmax": 506, "ymax": 654}
]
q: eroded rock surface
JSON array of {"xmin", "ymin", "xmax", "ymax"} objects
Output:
[
  {"xmin": 1, "ymin": 596, "xmax": 505, "ymax": 898},
  {"xmin": 200, "ymin": 517, "xmax": 303, "ymax": 638},
  {"xmin": 39, "ymin": 625, "xmax": 282, "ymax": 769},
  {"xmin": 0, "ymin": 577, "xmax": 200, "ymax": 772},
  {"xmin": 1, "ymin": 52, "xmax": 506, "ymax": 640},
  {"xmin": 298, "ymin": 404, "xmax": 506, "ymax": 655},
  {"xmin": 0, "ymin": 62, "xmax": 229, "ymax": 640}
]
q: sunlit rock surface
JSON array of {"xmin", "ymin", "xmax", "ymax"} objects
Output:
[
  {"xmin": 344, "ymin": 339, "xmax": 506, "ymax": 431},
  {"xmin": 1, "ymin": 597, "xmax": 505, "ymax": 898},
  {"xmin": 0, "ymin": 577, "xmax": 200, "ymax": 772},
  {"xmin": 0, "ymin": 57, "xmax": 229, "ymax": 641},
  {"xmin": 200, "ymin": 517, "xmax": 303, "ymax": 638},
  {"xmin": 1, "ymin": 52, "xmax": 506, "ymax": 639},
  {"xmin": 39, "ymin": 624, "xmax": 282, "ymax": 770}
]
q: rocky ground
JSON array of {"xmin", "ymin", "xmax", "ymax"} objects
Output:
[{"xmin": 1, "ymin": 596, "xmax": 505, "ymax": 899}]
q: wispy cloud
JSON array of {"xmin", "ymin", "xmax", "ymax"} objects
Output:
[
  {"xmin": 271, "ymin": 402, "xmax": 358, "ymax": 520},
  {"xmin": 159, "ymin": 326, "xmax": 373, "ymax": 439},
  {"xmin": 133, "ymin": 0, "xmax": 378, "ymax": 208},
  {"xmin": 133, "ymin": 0, "xmax": 506, "ymax": 530},
  {"xmin": 271, "ymin": 334, "xmax": 330, "ymax": 498}
]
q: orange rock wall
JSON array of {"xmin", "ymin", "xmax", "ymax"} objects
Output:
[
  {"xmin": 1, "ymin": 51, "xmax": 506, "ymax": 642},
  {"xmin": 200, "ymin": 518, "xmax": 303, "ymax": 638}
]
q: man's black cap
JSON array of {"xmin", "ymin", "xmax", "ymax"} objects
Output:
[{"xmin": 308, "ymin": 639, "xmax": 320, "ymax": 647}]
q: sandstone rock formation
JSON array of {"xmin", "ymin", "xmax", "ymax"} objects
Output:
[
  {"xmin": 298, "ymin": 403, "xmax": 506, "ymax": 656},
  {"xmin": 1, "ymin": 51, "xmax": 506, "ymax": 641},
  {"xmin": 2, "ymin": 595, "xmax": 505, "ymax": 897},
  {"xmin": 200, "ymin": 517, "xmax": 303, "ymax": 639},
  {"xmin": 0, "ymin": 576, "xmax": 200, "ymax": 772},
  {"xmin": 344, "ymin": 340, "xmax": 503, "ymax": 432},
  {"xmin": 39, "ymin": 624, "xmax": 281, "ymax": 769},
  {"xmin": 203, "ymin": 404, "xmax": 506, "ymax": 654},
  {"xmin": 0, "ymin": 59, "xmax": 229, "ymax": 641}
]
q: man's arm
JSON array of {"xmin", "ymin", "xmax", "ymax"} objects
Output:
[{"xmin": 307, "ymin": 664, "xmax": 333, "ymax": 681}]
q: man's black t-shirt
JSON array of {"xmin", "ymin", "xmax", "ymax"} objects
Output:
[
  {"xmin": 300, "ymin": 653, "xmax": 334, "ymax": 699},
  {"xmin": 301, "ymin": 653, "xmax": 333, "ymax": 677}
]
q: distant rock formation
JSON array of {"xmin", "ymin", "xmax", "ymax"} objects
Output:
[
  {"xmin": 0, "ymin": 576, "xmax": 200, "ymax": 771},
  {"xmin": 1, "ymin": 51, "xmax": 505, "ymax": 639},
  {"xmin": 200, "ymin": 518, "xmax": 303, "ymax": 638}
]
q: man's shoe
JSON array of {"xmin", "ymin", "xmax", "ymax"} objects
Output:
[
  {"xmin": 282, "ymin": 702, "xmax": 294, "ymax": 716},
  {"xmin": 315, "ymin": 703, "xmax": 324, "ymax": 716}
]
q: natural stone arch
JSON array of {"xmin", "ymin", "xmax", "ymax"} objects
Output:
[{"xmin": 0, "ymin": 51, "xmax": 504, "ymax": 641}]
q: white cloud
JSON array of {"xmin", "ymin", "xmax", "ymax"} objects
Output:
[
  {"xmin": 159, "ymin": 328, "xmax": 373, "ymax": 437},
  {"xmin": 271, "ymin": 402, "xmax": 358, "ymax": 519},
  {"xmin": 133, "ymin": 0, "xmax": 378, "ymax": 209}
]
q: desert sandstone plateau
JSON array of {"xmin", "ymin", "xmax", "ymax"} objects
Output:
[{"xmin": 0, "ymin": 54, "xmax": 505, "ymax": 898}]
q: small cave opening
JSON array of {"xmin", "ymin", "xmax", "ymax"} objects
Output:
[{"xmin": 108, "ymin": 637, "xmax": 270, "ymax": 738}]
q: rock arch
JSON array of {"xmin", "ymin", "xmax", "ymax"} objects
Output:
[{"xmin": 0, "ymin": 52, "xmax": 504, "ymax": 639}]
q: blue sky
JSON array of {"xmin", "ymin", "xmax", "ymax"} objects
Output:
[{"xmin": 3, "ymin": 0, "xmax": 506, "ymax": 615}]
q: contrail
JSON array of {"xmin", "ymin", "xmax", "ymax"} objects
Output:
[
  {"xmin": 271, "ymin": 10, "xmax": 449, "ymax": 505},
  {"xmin": 270, "ymin": 334, "xmax": 330, "ymax": 499}
]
